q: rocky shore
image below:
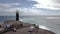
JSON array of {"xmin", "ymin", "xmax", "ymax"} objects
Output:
[{"xmin": 0, "ymin": 20, "xmax": 56, "ymax": 34}]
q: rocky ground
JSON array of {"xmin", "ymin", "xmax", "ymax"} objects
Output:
[{"xmin": 3, "ymin": 27, "xmax": 56, "ymax": 34}]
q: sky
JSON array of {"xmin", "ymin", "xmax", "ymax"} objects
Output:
[{"xmin": 0, "ymin": 0, "xmax": 60, "ymax": 16}]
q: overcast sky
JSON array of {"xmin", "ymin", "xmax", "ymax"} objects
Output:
[{"xmin": 0, "ymin": 0, "xmax": 60, "ymax": 16}]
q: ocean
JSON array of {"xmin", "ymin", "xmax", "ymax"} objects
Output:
[{"xmin": 0, "ymin": 16, "xmax": 60, "ymax": 34}]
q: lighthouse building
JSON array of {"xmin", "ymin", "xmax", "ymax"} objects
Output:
[{"xmin": 3, "ymin": 10, "xmax": 23, "ymax": 29}]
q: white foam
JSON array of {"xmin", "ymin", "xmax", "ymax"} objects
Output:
[{"xmin": 39, "ymin": 25, "xmax": 50, "ymax": 30}]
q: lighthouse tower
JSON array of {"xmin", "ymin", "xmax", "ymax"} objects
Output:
[{"xmin": 16, "ymin": 10, "xmax": 19, "ymax": 21}]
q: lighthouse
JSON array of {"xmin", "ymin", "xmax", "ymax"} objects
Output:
[{"xmin": 16, "ymin": 10, "xmax": 19, "ymax": 21}]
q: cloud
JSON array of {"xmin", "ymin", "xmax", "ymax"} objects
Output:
[
  {"xmin": 28, "ymin": 0, "xmax": 60, "ymax": 15},
  {"xmin": 0, "ymin": 3, "xmax": 20, "ymax": 8},
  {"xmin": 52, "ymin": 0, "xmax": 60, "ymax": 4},
  {"xmin": 0, "ymin": 3, "xmax": 20, "ymax": 16},
  {"xmin": 31, "ymin": 0, "xmax": 60, "ymax": 10},
  {"xmin": 1, "ymin": 7, "xmax": 60, "ymax": 16},
  {"xmin": 0, "ymin": 2, "xmax": 40, "ymax": 16},
  {"xmin": 0, "ymin": 0, "xmax": 37, "ymax": 8},
  {"xmin": 0, "ymin": 7, "xmax": 41, "ymax": 16},
  {"xmin": 0, "ymin": 0, "xmax": 60, "ymax": 16}
]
